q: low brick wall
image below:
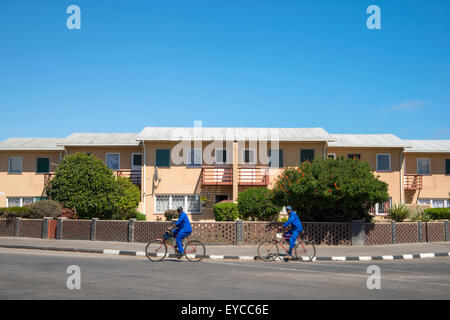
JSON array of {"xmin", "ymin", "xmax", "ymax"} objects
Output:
[{"xmin": 0, "ymin": 218, "xmax": 449, "ymax": 246}]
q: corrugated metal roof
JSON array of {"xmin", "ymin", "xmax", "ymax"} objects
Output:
[
  {"xmin": 404, "ymin": 140, "xmax": 450, "ymax": 153},
  {"xmin": 136, "ymin": 127, "xmax": 334, "ymax": 142},
  {"xmin": 328, "ymin": 134, "xmax": 409, "ymax": 148},
  {"xmin": 0, "ymin": 138, "xmax": 64, "ymax": 151},
  {"xmin": 60, "ymin": 133, "xmax": 140, "ymax": 146}
]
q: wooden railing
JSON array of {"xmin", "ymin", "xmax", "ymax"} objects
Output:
[
  {"xmin": 117, "ymin": 170, "xmax": 142, "ymax": 189},
  {"xmin": 404, "ymin": 174, "xmax": 423, "ymax": 191},
  {"xmin": 201, "ymin": 167, "xmax": 233, "ymax": 185},
  {"xmin": 238, "ymin": 167, "xmax": 269, "ymax": 186}
]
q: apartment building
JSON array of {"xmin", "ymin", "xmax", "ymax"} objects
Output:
[{"xmin": 0, "ymin": 127, "xmax": 449, "ymax": 221}]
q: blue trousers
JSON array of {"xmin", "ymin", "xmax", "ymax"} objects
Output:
[
  {"xmin": 288, "ymin": 230, "xmax": 301, "ymax": 255},
  {"xmin": 173, "ymin": 229, "xmax": 191, "ymax": 254}
]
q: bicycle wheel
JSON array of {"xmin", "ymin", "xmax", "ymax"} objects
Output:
[
  {"xmin": 145, "ymin": 239, "xmax": 167, "ymax": 262},
  {"xmin": 257, "ymin": 240, "xmax": 279, "ymax": 262},
  {"xmin": 184, "ymin": 240, "xmax": 206, "ymax": 262},
  {"xmin": 294, "ymin": 240, "xmax": 316, "ymax": 262}
]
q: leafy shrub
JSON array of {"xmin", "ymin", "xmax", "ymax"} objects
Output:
[
  {"xmin": 271, "ymin": 157, "xmax": 389, "ymax": 222},
  {"xmin": 387, "ymin": 203, "xmax": 410, "ymax": 222},
  {"xmin": 118, "ymin": 209, "xmax": 146, "ymax": 221},
  {"xmin": 423, "ymin": 208, "xmax": 450, "ymax": 220},
  {"xmin": 238, "ymin": 188, "xmax": 281, "ymax": 221},
  {"xmin": 0, "ymin": 206, "xmax": 31, "ymax": 218},
  {"xmin": 113, "ymin": 177, "xmax": 141, "ymax": 220},
  {"xmin": 28, "ymin": 200, "xmax": 62, "ymax": 219},
  {"xmin": 164, "ymin": 210, "xmax": 179, "ymax": 221},
  {"xmin": 214, "ymin": 201, "xmax": 239, "ymax": 221},
  {"xmin": 409, "ymin": 210, "xmax": 432, "ymax": 222},
  {"xmin": 60, "ymin": 207, "xmax": 78, "ymax": 219}
]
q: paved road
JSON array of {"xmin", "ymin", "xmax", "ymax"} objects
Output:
[{"xmin": 0, "ymin": 248, "xmax": 449, "ymax": 300}]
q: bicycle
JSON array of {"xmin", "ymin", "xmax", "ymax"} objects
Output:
[
  {"xmin": 257, "ymin": 229, "xmax": 316, "ymax": 262},
  {"xmin": 145, "ymin": 228, "xmax": 206, "ymax": 262}
]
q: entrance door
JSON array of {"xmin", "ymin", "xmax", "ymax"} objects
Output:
[
  {"xmin": 215, "ymin": 195, "xmax": 228, "ymax": 204},
  {"xmin": 132, "ymin": 153, "xmax": 142, "ymax": 171}
]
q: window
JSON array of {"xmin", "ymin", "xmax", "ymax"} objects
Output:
[
  {"xmin": 187, "ymin": 149, "xmax": 202, "ymax": 167},
  {"xmin": 6, "ymin": 197, "xmax": 45, "ymax": 208},
  {"xmin": 36, "ymin": 157, "xmax": 50, "ymax": 173},
  {"xmin": 269, "ymin": 149, "xmax": 283, "ymax": 167},
  {"xmin": 155, "ymin": 195, "xmax": 201, "ymax": 214},
  {"xmin": 215, "ymin": 149, "xmax": 227, "ymax": 164},
  {"xmin": 8, "ymin": 157, "xmax": 23, "ymax": 174},
  {"xmin": 418, "ymin": 198, "xmax": 450, "ymax": 208},
  {"xmin": 132, "ymin": 154, "xmax": 142, "ymax": 167},
  {"xmin": 445, "ymin": 159, "xmax": 450, "ymax": 175},
  {"xmin": 432, "ymin": 199, "xmax": 445, "ymax": 208},
  {"xmin": 300, "ymin": 149, "xmax": 315, "ymax": 163},
  {"xmin": 376, "ymin": 154, "xmax": 391, "ymax": 171},
  {"xmin": 156, "ymin": 149, "xmax": 170, "ymax": 167},
  {"xmin": 370, "ymin": 198, "xmax": 392, "ymax": 215},
  {"xmin": 106, "ymin": 153, "xmax": 120, "ymax": 170},
  {"xmin": 417, "ymin": 158, "xmax": 430, "ymax": 175},
  {"xmin": 418, "ymin": 199, "xmax": 431, "ymax": 205},
  {"xmin": 347, "ymin": 154, "xmax": 361, "ymax": 160},
  {"xmin": 327, "ymin": 153, "xmax": 336, "ymax": 160},
  {"xmin": 243, "ymin": 149, "xmax": 255, "ymax": 164}
]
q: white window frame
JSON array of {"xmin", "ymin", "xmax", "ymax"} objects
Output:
[
  {"xmin": 106, "ymin": 153, "xmax": 120, "ymax": 171},
  {"xmin": 241, "ymin": 148, "xmax": 256, "ymax": 165},
  {"xmin": 187, "ymin": 149, "xmax": 202, "ymax": 167},
  {"xmin": 215, "ymin": 149, "xmax": 227, "ymax": 165},
  {"xmin": 418, "ymin": 198, "xmax": 450, "ymax": 208},
  {"xmin": 6, "ymin": 196, "xmax": 43, "ymax": 208},
  {"xmin": 376, "ymin": 154, "xmax": 391, "ymax": 172},
  {"xmin": 417, "ymin": 158, "xmax": 431, "ymax": 175},
  {"xmin": 327, "ymin": 153, "xmax": 336, "ymax": 160},
  {"xmin": 154, "ymin": 194, "xmax": 202, "ymax": 214},
  {"xmin": 8, "ymin": 157, "xmax": 23, "ymax": 174}
]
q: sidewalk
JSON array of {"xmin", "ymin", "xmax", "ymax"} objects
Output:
[{"xmin": 0, "ymin": 237, "xmax": 449, "ymax": 261}]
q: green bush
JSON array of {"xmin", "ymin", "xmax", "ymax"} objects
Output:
[
  {"xmin": 238, "ymin": 188, "xmax": 282, "ymax": 221},
  {"xmin": 164, "ymin": 210, "xmax": 179, "ymax": 221},
  {"xmin": 271, "ymin": 157, "xmax": 389, "ymax": 222},
  {"xmin": 28, "ymin": 200, "xmax": 62, "ymax": 219},
  {"xmin": 409, "ymin": 209, "xmax": 432, "ymax": 222},
  {"xmin": 423, "ymin": 208, "xmax": 450, "ymax": 220},
  {"xmin": 46, "ymin": 153, "xmax": 139, "ymax": 220},
  {"xmin": 0, "ymin": 206, "xmax": 31, "ymax": 218},
  {"xmin": 387, "ymin": 203, "xmax": 410, "ymax": 222},
  {"xmin": 214, "ymin": 201, "xmax": 239, "ymax": 221}
]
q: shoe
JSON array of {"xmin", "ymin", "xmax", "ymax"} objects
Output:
[
  {"xmin": 284, "ymin": 255, "xmax": 292, "ymax": 260},
  {"xmin": 176, "ymin": 252, "xmax": 184, "ymax": 259}
]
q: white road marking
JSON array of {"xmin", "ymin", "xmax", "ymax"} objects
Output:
[
  {"xmin": 419, "ymin": 253, "xmax": 435, "ymax": 258},
  {"xmin": 209, "ymin": 255, "xmax": 224, "ymax": 260},
  {"xmin": 403, "ymin": 254, "xmax": 413, "ymax": 260},
  {"xmin": 382, "ymin": 255, "xmax": 394, "ymax": 260},
  {"xmin": 331, "ymin": 256, "xmax": 346, "ymax": 261},
  {"xmin": 103, "ymin": 249, "xmax": 120, "ymax": 255},
  {"xmin": 359, "ymin": 256, "xmax": 372, "ymax": 261}
]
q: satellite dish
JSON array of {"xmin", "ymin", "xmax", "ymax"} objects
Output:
[{"xmin": 154, "ymin": 167, "xmax": 159, "ymax": 182}]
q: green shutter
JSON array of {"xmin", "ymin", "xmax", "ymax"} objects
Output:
[
  {"xmin": 300, "ymin": 149, "xmax": 315, "ymax": 163},
  {"xmin": 446, "ymin": 159, "xmax": 450, "ymax": 175},
  {"xmin": 156, "ymin": 149, "xmax": 170, "ymax": 167},
  {"xmin": 36, "ymin": 158, "xmax": 50, "ymax": 173}
]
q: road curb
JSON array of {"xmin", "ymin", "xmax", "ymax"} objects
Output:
[{"xmin": 1, "ymin": 243, "xmax": 449, "ymax": 262}]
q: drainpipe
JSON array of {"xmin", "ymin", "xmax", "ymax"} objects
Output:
[
  {"xmin": 233, "ymin": 141, "xmax": 239, "ymax": 201},
  {"xmin": 400, "ymin": 149, "xmax": 404, "ymax": 204},
  {"xmin": 142, "ymin": 141, "xmax": 146, "ymax": 217}
]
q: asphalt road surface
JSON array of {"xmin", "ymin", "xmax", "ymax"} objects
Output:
[{"xmin": 0, "ymin": 248, "xmax": 449, "ymax": 300}]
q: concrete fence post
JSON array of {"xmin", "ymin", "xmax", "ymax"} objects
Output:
[
  {"xmin": 128, "ymin": 218, "xmax": 136, "ymax": 242},
  {"xmin": 391, "ymin": 221, "xmax": 396, "ymax": 244},
  {"xmin": 14, "ymin": 217, "xmax": 20, "ymax": 237},
  {"xmin": 444, "ymin": 220, "xmax": 449, "ymax": 242},
  {"xmin": 42, "ymin": 217, "xmax": 52, "ymax": 239},
  {"xmin": 56, "ymin": 217, "xmax": 67, "ymax": 240},
  {"xmin": 351, "ymin": 220, "xmax": 365, "ymax": 246},
  {"xmin": 236, "ymin": 220, "xmax": 243, "ymax": 245},
  {"xmin": 418, "ymin": 221, "xmax": 423, "ymax": 243},
  {"xmin": 90, "ymin": 218, "xmax": 98, "ymax": 241}
]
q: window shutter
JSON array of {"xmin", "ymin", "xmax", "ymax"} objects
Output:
[
  {"xmin": 37, "ymin": 158, "xmax": 50, "ymax": 173},
  {"xmin": 156, "ymin": 149, "xmax": 170, "ymax": 167},
  {"xmin": 446, "ymin": 159, "xmax": 450, "ymax": 175}
]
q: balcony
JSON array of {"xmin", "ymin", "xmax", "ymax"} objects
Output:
[
  {"xmin": 404, "ymin": 174, "xmax": 423, "ymax": 191},
  {"xmin": 201, "ymin": 167, "xmax": 233, "ymax": 185},
  {"xmin": 117, "ymin": 170, "xmax": 142, "ymax": 189},
  {"xmin": 238, "ymin": 167, "xmax": 269, "ymax": 186}
]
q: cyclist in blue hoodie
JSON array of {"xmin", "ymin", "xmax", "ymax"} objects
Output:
[
  {"xmin": 171, "ymin": 206, "xmax": 192, "ymax": 258},
  {"xmin": 283, "ymin": 206, "xmax": 303, "ymax": 260}
]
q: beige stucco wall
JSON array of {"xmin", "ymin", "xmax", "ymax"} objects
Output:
[
  {"xmin": 404, "ymin": 153, "xmax": 450, "ymax": 199},
  {"xmin": 327, "ymin": 147, "xmax": 404, "ymax": 204},
  {"xmin": 0, "ymin": 151, "xmax": 64, "ymax": 207}
]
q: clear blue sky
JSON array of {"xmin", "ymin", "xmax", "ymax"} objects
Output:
[{"xmin": 1, "ymin": 0, "xmax": 449, "ymax": 141}]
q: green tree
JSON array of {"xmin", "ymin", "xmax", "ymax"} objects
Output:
[
  {"xmin": 46, "ymin": 153, "xmax": 139, "ymax": 219},
  {"xmin": 111, "ymin": 177, "xmax": 141, "ymax": 220},
  {"xmin": 238, "ymin": 188, "xmax": 282, "ymax": 221},
  {"xmin": 271, "ymin": 157, "xmax": 389, "ymax": 222},
  {"xmin": 213, "ymin": 201, "xmax": 239, "ymax": 221}
]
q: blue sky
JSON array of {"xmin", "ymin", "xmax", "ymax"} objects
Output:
[{"xmin": 0, "ymin": 0, "xmax": 449, "ymax": 141}]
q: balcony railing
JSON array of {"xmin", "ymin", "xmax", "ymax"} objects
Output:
[
  {"xmin": 238, "ymin": 167, "xmax": 269, "ymax": 186},
  {"xmin": 201, "ymin": 167, "xmax": 233, "ymax": 185},
  {"xmin": 404, "ymin": 174, "xmax": 423, "ymax": 191},
  {"xmin": 117, "ymin": 170, "xmax": 142, "ymax": 189},
  {"xmin": 44, "ymin": 173, "xmax": 55, "ymax": 186}
]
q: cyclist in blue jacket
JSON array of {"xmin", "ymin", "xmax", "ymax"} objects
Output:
[
  {"xmin": 283, "ymin": 206, "xmax": 303, "ymax": 260},
  {"xmin": 171, "ymin": 206, "xmax": 192, "ymax": 258}
]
